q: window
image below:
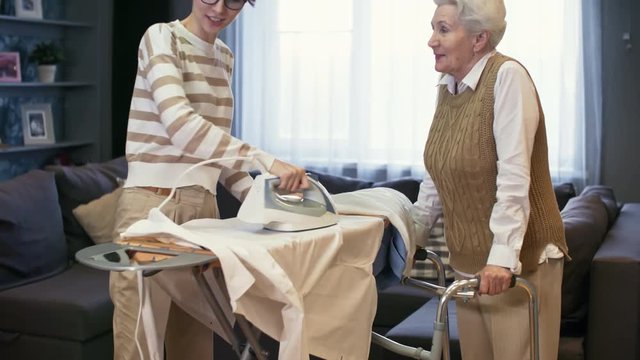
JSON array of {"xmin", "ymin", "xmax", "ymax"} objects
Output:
[{"xmin": 237, "ymin": 0, "xmax": 594, "ymax": 185}]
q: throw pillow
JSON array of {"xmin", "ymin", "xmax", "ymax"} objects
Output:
[
  {"xmin": 46, "ymin": 157, "xmax": 128, "ymax": 258},
  {"xmin": 580, "ymin": 185, "xmax": 619, "ymax": 228},
  {"xmin": 0, "ymin": 170, "xmax": 68, "ymax": 291},
  {"xmin": 560, "ymin": 194, "xmax": 609, "ymax": 336},
  {"xmin": 73, "ymin": 187, "xmax": 123, "ymax": 244}
]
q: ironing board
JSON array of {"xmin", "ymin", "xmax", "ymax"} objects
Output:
[
  {"xmin": 77, "ymin": 214, "xmax": 386, "ymax": 360},
  {"xmin": 76, "ymin": 237, "xmax": 267, "ymax": 359}
]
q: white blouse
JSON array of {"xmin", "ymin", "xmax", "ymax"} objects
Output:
[{"xmin": 412, "ymin": 51, "xmax": 563, "ymax": 275}]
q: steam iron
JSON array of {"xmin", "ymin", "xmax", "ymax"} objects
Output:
[{"xmin": 237, "ymin": 174, "xmax": 339, "ymax": 232}]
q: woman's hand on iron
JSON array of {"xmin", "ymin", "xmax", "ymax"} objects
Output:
[
  {"xmin": 269, "ymin": 159, "xmax": 309, "ymax": 192},
  {"xmin": 476, "ymin": 265, "xmax": 513, "ymax": 296}
]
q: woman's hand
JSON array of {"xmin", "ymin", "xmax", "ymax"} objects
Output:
[
  {"xmin": 476, "ymin": 265, "xmax": 513, "ymax": 296},
  {"xmin": 268, "ymin": 159, "xmax": 309, "ymax": 192}
]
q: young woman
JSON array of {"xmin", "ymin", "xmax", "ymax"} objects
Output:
[{"xmin": 110, "ymin": 1, "xmax": 308, "ymax": 359}]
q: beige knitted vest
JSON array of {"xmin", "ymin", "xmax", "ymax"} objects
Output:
[{"xmin": 424, "ymin": 53, "xmax": 568, "ymax": 274}]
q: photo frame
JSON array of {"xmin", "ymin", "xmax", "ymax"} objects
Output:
[
  {"xmin": 0, "ymin": 52, "xmax": 22, "ymax": 83},
  {"xmin": 21, "ymin": 103, "xmax": 55, "ymax": 145},
  {"xmin": 14, "ymin": 0, "xmax": 42, "ymax": 19}
]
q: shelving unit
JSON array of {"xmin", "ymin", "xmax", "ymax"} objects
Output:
[{"xmin": 0, "ymin": 1, "xmax": 113, "ymax": 178}]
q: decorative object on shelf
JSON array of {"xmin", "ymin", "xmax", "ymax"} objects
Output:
[
  {"xmin": 14, "ymin": 0, "xmax": 42, "ymax": 19},
  {"xmin": 20, "ymin": 103, "xmax": 55, "ymax": 145},
  {"xmin": 0, "ymin": 52, "xmax": 22, "ymax": 83},
  {"xmin": 28, "ymin": 41, "xmax": 64, "ymax": 83}
]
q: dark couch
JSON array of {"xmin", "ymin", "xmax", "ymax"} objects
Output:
[
  {"xmin": 1, "ymin": 158, "xmax": 638, "ymax": 360},
  {"xmin": 0, "ymin": 158, "xmax": 127, "ymax": 360}
]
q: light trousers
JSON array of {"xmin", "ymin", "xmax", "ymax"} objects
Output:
[
  {"xmin": 455, "ymin": 259, "xmax": 564, "ymax": 360},
  {"xmin": 109, "ymin": 186, "xmax": 218, "ymax": 360}
]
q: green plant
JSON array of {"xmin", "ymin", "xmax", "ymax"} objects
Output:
[{"xmin": 28, "ymin": 42, "xmax": 64, "ymax": 65}]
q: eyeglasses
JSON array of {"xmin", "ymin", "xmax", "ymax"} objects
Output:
[{"xmin": 201, "ymin": 0, "xmax": 247, "ymax": 11}]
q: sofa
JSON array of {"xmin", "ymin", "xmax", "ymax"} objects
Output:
[{"xmin": 0, "ymin": 158, "xmax": 638, "ymax": 360}]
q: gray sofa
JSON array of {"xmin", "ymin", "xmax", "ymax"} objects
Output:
[
  {"xmin": 0, "ymin": 157, "xmax": 127, "ymax": 360},
  {"xmin": 0, "ymin": 158, "xmax": 638, "ymax": 360}
]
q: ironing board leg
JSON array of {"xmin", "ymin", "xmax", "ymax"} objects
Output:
[
  {"xmin": 192, "ymin": 267, "xmax": 243, "ymax": 357},
  {"xmin": 192, "ymin": 267, "xmax": 268, "ymax": 360},
  {"xmin": 236, "ymin": 314, "xmax": 267, "ymax": 360}
]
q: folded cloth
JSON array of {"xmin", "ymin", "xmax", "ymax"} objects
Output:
[{"xmin": 332, "ymin": 187, "xmax": 417, "ymax": 282}]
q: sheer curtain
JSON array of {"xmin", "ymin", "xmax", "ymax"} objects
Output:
[{"xmin": 234, "ymin": 0, "xmax": 599, "ymax": 186}]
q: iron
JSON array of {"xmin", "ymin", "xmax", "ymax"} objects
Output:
[{"xmin": 237, "ymin": 174, "xmax": 339, "ymax": 232}]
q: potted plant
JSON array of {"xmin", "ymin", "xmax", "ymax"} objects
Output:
[{"xmin": 28, "ymin": 41, "xmax": 64, "ymax": 83}]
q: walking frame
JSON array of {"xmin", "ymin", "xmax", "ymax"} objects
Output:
[{"xmin": 371, "ymin": 248, "xmax": 540, "ymax": 360}]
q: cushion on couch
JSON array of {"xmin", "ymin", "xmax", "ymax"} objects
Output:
[
  {"xmin": 72, "ymin": 187, "xmax": 123, "ymax": 244},
  {"xmin": 0, "ymin": 170, "xmax": 68, "ymax": 291},
  {"xmin": 580, "ymin": 185, "xmax": 619, "ymax": 228},
  {"xmin": 46, "ymin": 157, "xmax": 128, "ymax": 258},
  {"xmin": 560, "ymin": 194, "xmax": 609, "ymax": 336},
  {"xmin": 307, "ymin": 170, "xmax": 374, "ymax": 194},
  {"xmin": 0, "ymin": 263, "xmax": 113, "ymax": 341},
  {"xmin": 554, "ymin": 182, "xmax": 577, "ymax": 210}
]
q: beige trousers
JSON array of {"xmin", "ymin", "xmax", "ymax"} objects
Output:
[
  {"xmin": 455, "ymin": 259, "xmax": 564, "ymax": 360},
  {"xmin": 109, "ymin": 186, "xmax": 219, "ymax": 360}
]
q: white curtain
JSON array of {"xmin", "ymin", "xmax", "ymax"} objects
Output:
[{"xmin": 236, "ymin": 0, "xmax": 597, "ymax": 186}]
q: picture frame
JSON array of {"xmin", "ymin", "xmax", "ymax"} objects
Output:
[
  {"xmin": 0, "ymin": 52, "xmax": 22, "ymax": 83},
  {"xmin": 21, "ymin": 103, "xmax": 55, "ymax": 145},
  {"xmin": 14, "ymin": 0, "xmax": 42, "ymax": 19}
]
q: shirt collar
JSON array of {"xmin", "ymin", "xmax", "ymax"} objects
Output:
[{"xmin": 437, "ymin": 50, "xmax": 497, "ymax": 94}]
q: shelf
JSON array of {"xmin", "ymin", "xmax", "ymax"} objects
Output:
[
  {"xmin": 0, "ymin": 81, "xmax": 94, "ymax": 88},
  {"xmin": 0, "ymin": 141, "xmax": 93, "ymax": 155},
  {"xmin": 0, "ymin": 15, "xmax": 92, "ymax": 28}
]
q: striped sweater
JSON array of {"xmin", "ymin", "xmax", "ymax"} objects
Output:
[{"xmin": 123, "ymin": 20, "xmax": 274, "ymax": 200}]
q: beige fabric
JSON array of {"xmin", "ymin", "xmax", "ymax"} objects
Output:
[
  {"xmin": 73, "ymin": 187, "xmax": 123, "ymax": 244},
  {"xmin": 455, "ymin": 259, "xmax": 564, "ymax": 360},
  {"xmin": 109, "ymin": 186, "xmax": 218, "ymax": 360},
  {"xmin": 122, "ymin": 214, "xmax": 384, "ymax": 360}
]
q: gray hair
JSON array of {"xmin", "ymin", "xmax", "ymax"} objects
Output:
[{"xmin": 433, "ymin": 0, "xmax": 507, "ymax": 49}]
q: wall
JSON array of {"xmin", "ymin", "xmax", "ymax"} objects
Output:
[
  {"xmin": 111, "ymin": 0, "xmax": 170, "ymax": 157},
  {"xmin": 601, "ymin": 0, "xmax": 640, "ymax": 202}
]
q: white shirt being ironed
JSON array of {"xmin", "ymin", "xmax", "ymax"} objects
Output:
[{"xmin": 412, "ymin": 50, "xmax": 563, "ymax": 276}]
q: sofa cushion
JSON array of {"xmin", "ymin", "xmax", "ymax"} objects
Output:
[
  {"xmin": 384, "ymin": 299, "xmax": 461, "ymax": 360},
  {"xmin": 554, "ymin": 182, "xmax": 577, "ymax": 210},
  {"xmin": 373, "ymin": 178, "xmax": 420, "ymax": 203},
  {"xmin": 47, "ymin": 157, "xmax": 127, "ymax": 258},
  {"xmin": 0, "ymin": 170, "xmax": 68, "ymax": 291},
  {"xmin": 307, "ymin": 170, "xmax": 374, "ymax": 194},
  {"xmin": 73, "ymin": 187, "xmax": 123, "ymax": 244},
  {"xmin": 373, "ymin": 283, "xmax": 433, "ymax": 329},
  {"xmin": 580, "ymin": 185, "xmax": 619, "ymax": 228},
  {"xmin": 0, "ymin": 263, "xmax": 113, "ymax": 341},
  {"xmin": 560, "ymin": 194, "xmax": 609, "ymax": 336}
]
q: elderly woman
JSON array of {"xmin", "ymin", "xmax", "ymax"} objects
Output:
[{"xmin": 412, "ymin": 0, "xmax": 568, "ymax": 359}]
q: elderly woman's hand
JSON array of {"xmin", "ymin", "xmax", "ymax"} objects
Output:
[
  {"xmin": 476, "ymin": 265, "xmax": 513, "ymax": 296},
  {"xmin": 268, "ymin": 159, "xmax": 309, "ymax": 192}
]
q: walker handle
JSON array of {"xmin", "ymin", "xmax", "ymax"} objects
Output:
[{"xmin": 474, "ymin": 274, "xmax": 517, "ymax": 289}]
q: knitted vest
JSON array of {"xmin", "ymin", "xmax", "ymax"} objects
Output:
[{"xmin": 424, "ymin": 53, "xmax": 568, "ymax": 274}]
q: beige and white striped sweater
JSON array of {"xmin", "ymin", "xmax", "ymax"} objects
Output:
[{"xmin": 124, "ymin": 20, "xmax": 274, "ymax": 200}]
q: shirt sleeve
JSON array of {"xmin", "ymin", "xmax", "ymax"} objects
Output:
[
  {"xmin": 139, "ymin": 25, "xmax": 275, "ymax": 172},
  {"xmin": 411, "ymin": 169, "xmax": 443, "ymax": 247},
  {"xmin": 486, "ymin": 61, "xmax": 540, "ymax": 274}
]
